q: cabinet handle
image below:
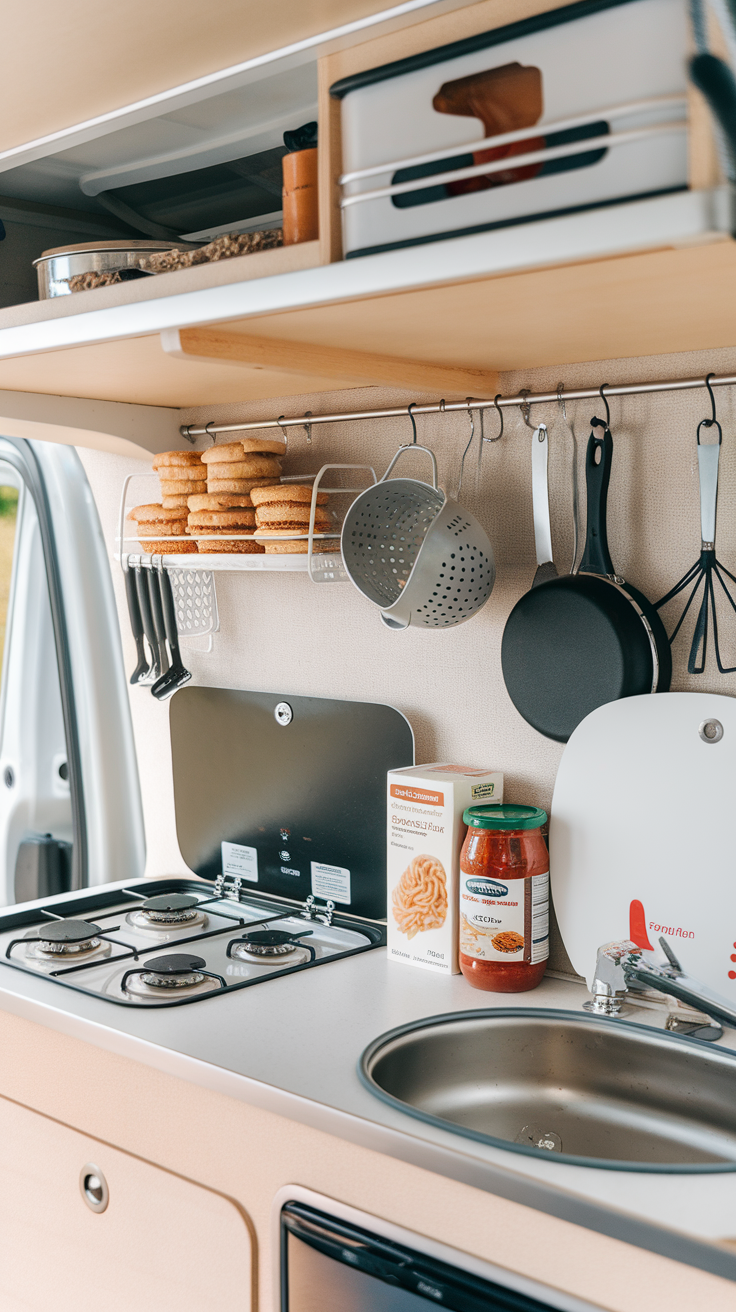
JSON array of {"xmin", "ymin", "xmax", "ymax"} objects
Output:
[{"xmin": 80, "ymin": 1163, "xmax": 109, "ymax": 1213}]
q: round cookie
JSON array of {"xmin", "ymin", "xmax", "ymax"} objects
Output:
[
  {"xmin": 158, "ymin": 463, "xmax": 208, "ymax": 482},
  {"xmin": 187, "ymin": 509, "xmax": 256, "ymax": 528},
  {"xmin": 255, "ymin": 504, "xmax": 332, "ymax": 526},
  {"xmin": 201, "ymin": 441, "xmax": 249, "ymax": 463},
  {"xmin": 143, "ymin": 539, "xmax": 198, "ymax": 554},
  {"xmin": 207, "ymin": 478, "xmax": 278, "ymax": 494},
  {"xmin": 127, "ymin": 503, "xmax": 187, "ymax": 522},
  {"xmin": 206, "ymin": 455, "xmax": 282, "ymax": 481},
  {"xmin": 206, "ymin": 460, "xmax": 283, "ymax": 482},
  {"xmin": 160, "ymin": 479, "xmax": 207, "ymax": 496},
  {"xmin": 240, "ymin": 436, "xmax": 287, "ymax": 456},
  {"xmin": 152, "ymin": 450, "xmax": 205, "ymax": 469},
  {"xmin": 261, "ymin": 538, "xmax": 336, "ymax": 555},
  {"xmin": 250, "ymin": 484, "xmax": 327, "ymax": 508},
  {"xmin": 196, "ymin": 538, "xmax": 264, "ymax": 554},
  {"xmin": 202, "ymin": 439, "xmax": 286, "ymax": 461},
  {"xmin": 187, "ymin": 493, "xmax": 253, "ymax": 512},
  {"xmin": 162, "ymin": 495, "xmax": 191, "ymax": 509}
]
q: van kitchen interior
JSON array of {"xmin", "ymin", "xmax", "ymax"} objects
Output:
[{"xmin": 0, "ymin": 1, "xmax": 736, "ymax": 1309}]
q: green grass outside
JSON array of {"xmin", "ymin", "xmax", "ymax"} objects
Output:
[{"xmin": 0, "ymin": 488, "xmax": 19, "ymax": 668}]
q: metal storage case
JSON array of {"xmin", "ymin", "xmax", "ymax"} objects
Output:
[{"xmin": 332, "ymin": 0, "xmax": 689, "ymax": 258}]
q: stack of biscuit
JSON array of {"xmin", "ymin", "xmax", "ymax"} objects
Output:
[
  {"xmin": 127, "ymin": 503, "xmax": 198, "ymax": 554},
  {"xmin": 152, "ymin": 450, "xmax": 206, "ymax": 508},
  {"xmin": 185, "ymin": 437, "xmax": 285, "ymax": 553},
  {"xmin": 251, "ymin": 485, "xmax": 333, "ymax": 554}
]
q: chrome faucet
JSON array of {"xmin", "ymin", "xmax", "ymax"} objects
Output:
[{"xmin": 584, "ymin": 937, "xmax": 736, "ymax": 1033}]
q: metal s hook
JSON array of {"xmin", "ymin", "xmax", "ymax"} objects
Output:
[
  {"xmin": 457, "ymin": 398, "xmax": 475, "ymax": 498},
  {"xmin": 406, "ymin": 398, "xmax": 419, "ymax": 446},
  {"xmin": 484, "ymin": 394, "xmax": 504, "ymax": 443},
  {"xmin": 698, "ymin": 372, "xmax": 722, "ymax": 444},
  {"xmin": 303, "ymin": 410, "xmax": 313, "ymax": 444},
  {"xmin": 591, "ymin": 382, "xmax": 611, "ymax": 433},
  {"xmin": 204, "ymin": 421, "xmax": 217, "ymax": 447},
  {"xmin": 558, "ymin": 381, "xmax": 580, "ymax": 574},
  {"xmin": 277, "ymin": 415, "xmax": 289, "ymax": 450},
  {"xmin": 519, "ymin": 387, "xmax": 534, "ymax": 429}
]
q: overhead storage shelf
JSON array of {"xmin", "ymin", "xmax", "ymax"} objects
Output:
[{"xmin": 0, "ymin": 189, "xmax": 730, "ymax": 411}]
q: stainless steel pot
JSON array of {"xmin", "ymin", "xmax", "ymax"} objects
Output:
[{"xmin": 33, "ymin": 241, "xmax": 191, "ymax": 298}]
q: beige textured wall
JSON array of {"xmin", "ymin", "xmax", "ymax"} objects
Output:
[{"xmin": 79, "ymin": 341, "xmax": 736, "ymax": 971}]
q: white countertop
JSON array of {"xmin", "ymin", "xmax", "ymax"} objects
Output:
[{"xmin": 1, "ymin": 887, "xmax": 735, "ymax": 1284}]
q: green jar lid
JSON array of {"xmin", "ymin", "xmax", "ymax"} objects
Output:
[{"xmin": 463, "ymin": 803, "xmax": 547, "ymax": 831}]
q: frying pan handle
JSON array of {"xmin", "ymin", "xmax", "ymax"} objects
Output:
[
  {"xmin": 380, "ymin": 444, "xmax": 438, "ymax": 488},
  {"xmin": 580, "ymin": 427, "xmax": 615, "ymax": 577}
]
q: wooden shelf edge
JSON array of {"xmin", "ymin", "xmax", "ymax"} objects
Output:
[{"xmin": 163, "ymin": 325, "xmax": 499, "ymax": 396}]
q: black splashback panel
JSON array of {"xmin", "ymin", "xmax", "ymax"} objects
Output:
[{"xmin": 170, "ymin": 687, "xmax": 414, "ymax": 920}]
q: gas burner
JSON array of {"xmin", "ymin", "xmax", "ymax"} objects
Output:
[
  {"xmin": 227, "ymin": 929, "xmax": 316, "ymax": 962},
  {"xmin": 22, "ymin": 918, "xmax": 112, "ymax": 969},
  {"xmin": 120, "ymin": 953, "xmax": 225, "ymax": 1002},
  {"xmin": 126, "ymin": 893, "xmax": 207, "ymax": 936}
]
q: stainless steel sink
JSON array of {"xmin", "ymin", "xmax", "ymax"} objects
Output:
[{"xmin": 360, "ymin": 1009, "xmax": 736, "ymax": 1171}]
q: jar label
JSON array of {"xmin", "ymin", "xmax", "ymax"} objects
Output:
[{"xmin": 460, "ymin": 870, "xmax": 549, "ymax": 963}]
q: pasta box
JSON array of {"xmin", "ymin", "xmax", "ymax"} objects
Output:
[{"xmin": 387, "ymin": 764, "xmax": 504, "ymax": 974}]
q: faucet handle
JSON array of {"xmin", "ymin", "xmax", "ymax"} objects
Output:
[{"xmin": 583, "ymin": 940, "xmax": 641, "ymax": 1016}]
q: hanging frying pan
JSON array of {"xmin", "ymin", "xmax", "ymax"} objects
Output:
[{"xmin": 501, "ymin": 421, "xmax": 671, "ymax": 743}]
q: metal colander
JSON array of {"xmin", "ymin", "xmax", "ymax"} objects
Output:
[{"xmin": 341, "ymin": 445, "xmax": 495, "ymax": 629}]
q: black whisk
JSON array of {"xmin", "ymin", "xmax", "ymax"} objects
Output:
[{"xmin": 655, "ymin": 374, "xmax": 736, "ymax": 674}]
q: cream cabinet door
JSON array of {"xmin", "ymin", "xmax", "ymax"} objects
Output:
[{"xmin": 0, "ymin": 1095, "xmax": 253, "ymax": 1310}]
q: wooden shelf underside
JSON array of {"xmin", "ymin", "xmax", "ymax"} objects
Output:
[{"xmin": 0, "ymin": 240, "xmax": 733, "ymax": 408}]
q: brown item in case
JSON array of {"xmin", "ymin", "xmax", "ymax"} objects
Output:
[
  {"xmin": 250, "ymin": 485, "xmax": 328, "ymax": 507},
  {"xmin": 162, "ymin": 495, "xmax": 192, "ymax": 509},
  {"xmin": 433, "ymin": 62, "xmax": 544, "ymax": 194},
  {"xmin": 140, "ymin": 229, "xmax": 283, "ymax": 274},
  {"xmin": 282, "ymin": 148, "xmax": 319, "ymax": 245},
  {"xmin": 160, "ymin": 479, "xmax": 207, "ymax": 497}
]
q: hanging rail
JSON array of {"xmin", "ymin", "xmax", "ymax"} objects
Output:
[{"xmin": 180, "ymin": 371, "xmax": 736, "ymax": 441}]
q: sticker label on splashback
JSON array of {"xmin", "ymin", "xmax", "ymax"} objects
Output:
[
  {"xmin": 311, "ymin": 861, "xmax": 351, "ymax": 904},
  {"xmin": 221, "ymin": 841, "xmax": 258, "ymax": 882}
]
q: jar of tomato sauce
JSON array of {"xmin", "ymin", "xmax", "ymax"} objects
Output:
[{"xmin": 459, "ymin": 804, "xmax": 549, "ymax": 993}]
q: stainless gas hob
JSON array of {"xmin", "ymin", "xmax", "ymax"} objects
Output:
[{"xmin": 0, "ymin": 880, "xmax": 382, "ymax": 1007}]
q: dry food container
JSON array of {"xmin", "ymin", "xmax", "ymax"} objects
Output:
[
  {"xmin": 33, "ymin": 241, "xmax": 189, "ymax": 298},
  {"xmin": 331, "ymin": 0, "xmax": 689, "ymax": 259}
]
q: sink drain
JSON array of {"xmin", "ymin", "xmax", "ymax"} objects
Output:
[{"xmin": 514, "ymin": 1125, "xmax": 563, "ymax": 1153}]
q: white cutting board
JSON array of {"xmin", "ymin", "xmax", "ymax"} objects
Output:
[{"xmin": 549, "ymin": 692, "xmax": 736, "ymax": 995}]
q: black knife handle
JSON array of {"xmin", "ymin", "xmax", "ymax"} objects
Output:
[
  {"xmin": 158, "ymin": 567, "xmax": 186, "ymax": 668},
  {"xmin": 134, "ymin": 567, "xmax": 161, "ymax": 678},
  {"xmin": 580, "ymin": 425, "xmax": 615, "ymax": 577},
  {"xmin": 147, "ymin": 568, "xmax": 170, "ymax": 675},
  {"xmin": 124, "ymin": 564, "xmax": 144, "ymax": 643}
]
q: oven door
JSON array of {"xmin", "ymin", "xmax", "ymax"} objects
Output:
[{"xmin": 279, "ymin": 1194, "xmax": 598, "ymax": 1312}]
